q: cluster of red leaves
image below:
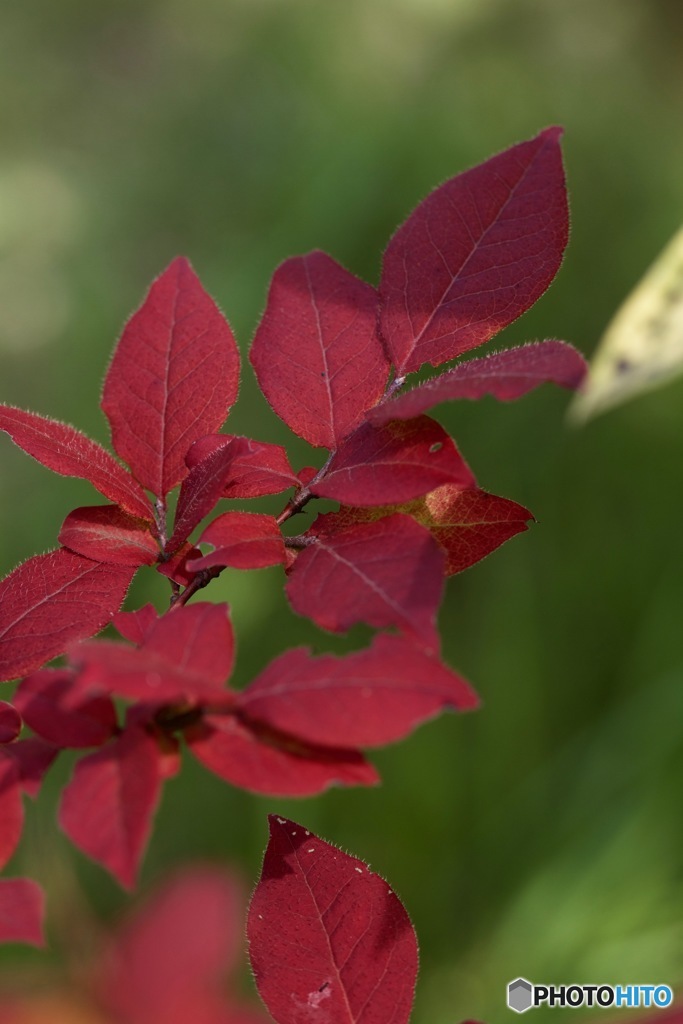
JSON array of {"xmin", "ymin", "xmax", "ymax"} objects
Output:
[{"xmin": 0, "ymin": 127, "xmax": 586, "ymax": 944}]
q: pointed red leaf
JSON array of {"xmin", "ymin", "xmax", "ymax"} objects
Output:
[
  {"xmin": 380, "ymin": 128, "xmax": 568, "ymax": 373},
  {"xmin": 186, "ymin": 435, "xmax": 299, "ymax": 499},
  {"xmin": 99, "ymin": 868, "xmax": 247, "ymax": 1024},
  {"xmin": 370, "ymin": 341, "xmax": 587, "ymax": 424},
  {"xmin": 167, "ymin": 443, "xmax": 238, "ymax": 553},
  {"xmin": 14, "ymin": 669, "xmax": 117, "ymax": 748},
  {"xmin": 188, "ymin": 512, "xmax": 286, "ymax": 572},
  {"xmin": 0, "ymin": 549, "xmax": 135, "ymax": 683},
  {"xmin": 74, "ymin": 603, "xmax": 235, "ymax": 704},
  {"xmin": 102, "ymin": 257, "xmax": 240, "ymax": 497},
  {"xmin": 250, "ymin": 251, "xmax": 389, "ymax": 448},
  {"xmin": 311, "ymin": 417, "xmax": 474, "ymax": 505},
  {"xmin": 239, "ymin": 633, "xmax": 478, "ymax": 748},
  {"xmin": 59, "ymin": 505, "xmax": 159, "ymax": 566},
  {"xmin": 248, "ymin": 816, "xmax": 418, "ymax": 1024},
  {"xmin": 0, "ymin": 878, "xmax": 45, "ymax": 947},
  {"xmin": 58, "ymin": 725, "xmax": 163, "ymax": 888},
  {"xmin": 0, "ymin": 702, "xmax": 21, "ymax": 744},
  {"xmin": 113, "ymin": 604, "xmax": 159, "ymax": 644},
  {"xmin": 0, "ymin": 753, "xmax": 23, "ymax": 869},
  {"xmin": 0, "ymin": 406, "xmax": 154, "ymax": 521},
  {"xmin": 402, "ymin": 484, "xmax": 533, "ymax": 574},
  {"xmin": 285, "ymin": 513, "xmax": 445, "ymax": 649},
  {"xmin": 157, "ymin": 542, "xmax": 202, "ymax": 586},
  {"xmin": 188, "ymin": 715, "xmax": 378, "ymax": 796},
  {"xmin": 4, "ymin": 738, "xmax": 59, "ymax": 797}
]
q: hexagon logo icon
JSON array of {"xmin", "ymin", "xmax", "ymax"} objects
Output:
[{"xmin": 508, "ymin": 978, "xmax": 534, "ymax": 1013}]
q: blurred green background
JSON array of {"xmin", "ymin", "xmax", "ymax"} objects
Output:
[{"xmin": 1, "ymin": 0, "xmax": 683, "ymax": 1021}]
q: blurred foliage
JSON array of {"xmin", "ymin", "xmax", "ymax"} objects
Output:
[{"xmin": 1, "ymin": 1, "xmax": 683, "ymax": 1021}]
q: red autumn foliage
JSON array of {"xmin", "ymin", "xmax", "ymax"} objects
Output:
[{"xmin": 0, "ymin": 130, "xmax": 585, "ymax": 953}]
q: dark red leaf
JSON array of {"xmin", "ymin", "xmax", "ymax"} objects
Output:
[
  {"xmin": 59, "ymin": 505, "xmax": 159, "ymax": 567},
  {"xmin": 188, "ymin": 715, "xmax": 378, "ymax": 796},
  {"xmin": 188, "ymin": 512, "xmax": 286, "ymax": 572},
  {"xmin": 239, "ymin": 633, "xmax": 478, "ymax": 748},
  {"xmin": 157, "ymin": 543, "xmax": 202, "ymax": 586},
  {"xmin": 74, "ymin": 603, "xmax": 235, "ymax": 704},
  {"xmin": 0, "ymin": 878, "xmax": 45, "ymax": 947},
  {"xmin": 4, "ymin": 738, "xmax": 59, "ymax": 797},
  {"xmin": 0, "ymin": 702, "xmax": 21, "ymax": 744},
  {"xmin": 167, "ymin": 444, "xmax": 238, "ymax": 553},
  {"xmin": 285, "ymin": 513, "xmax": 445, "ymax": 649},
  {"xmin": 14, "ymin": 669, "xmax": 118, "ymax": 748},
  {"xmin": 0, "ymin": 406, "xmax": 153, "ymax": 521},
  {"xmin": 186, "ymin": 435, "xmax": 299, "ymax": 499},
  {"xmin": 102, "ymin": 257, "xmax": 240, "ymax": 497},
  {"xmin": 250, "ymin": 251, "xmax": 389, "ymax": 448},
  {"xmin": 58, "ymin": 725, "xmax": 163, "ymax": 889},
  {"xmin": 380, "ymin": 128, "xmax": 568, "ymax": 373},
  {"xmin": 311, "ymin": 417, "xmax": 474, "ymax": 505},
  {"xmin": 248, "ymin": 815, "xmax": 418, "ymax": 1024},
  {"xmin": 0, "ymin": 550, "xmax": 135, "ymax": 683},
  {"xmin": 113, "ymin": 604, "xmax": 159, "ymax": 644},
  {"xmin": 0, "ymin": 753, "xmax": 22, "ymax": 869},
  {"xmin": 98, "ymin": 867, "xmax": 248, "ymax": 1024},
  {"xmin": 370, "ymin": 341, "xmax": 587, "ymax": 424}
]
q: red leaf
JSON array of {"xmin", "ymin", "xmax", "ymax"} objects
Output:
[
  {"xmin": 102, "ymin": 257, "xmax": 240, "ymax": 497},
  {"xmin": 370, "ymin": 341, "xmax": 587, "ymax": 424},
  {"xmin": 0, "ymin": 550, "xmax": 135, "ymax": 683},
  {"xmin": 380, "ymin": 128, "xmax": 568, "ymax": 373},
  {"xmin": 188, "ymin": 512, "xmax": 286, "ymax": 572},
  {"xmin": 403, "ymin": 485, "xmax": 533, "ymax": 574},
  {"xmin": 0, "ymin": 878, "xmax": 45, "ymax": 947},
  {"xmin": 167, "ymin": 444, "xmax": 235, "ymax": 554},
  {"xmin": 0, "ymin": 406, "xmax": 153, "ymax": 521},
  {"xmin": 74, "ymin": 603, "xmax": 235, "ymax": 704},
  {"xmin": 59, "ymin": 505, "xmax": 159, "ymax": 567},
  {"xmin": 239, "ymin": 633, "xmax": 478, "ymax": 748},
  {"xmin": 113, "ymin": 604, "xmax": 159, "ymax": 644},
  {"xmin": 58, "ymin": 725, "xmax": 163, "ymax": 889},
  {"xmin": 0, "ymin": 753, "xmax": 22, "ymax": 869},
  {"xmin": 4, "ymin": 738, "xmax": 59, "ymax": 798},
  {"xmin": 186, "ymin": 435, "xmax": 299, "ymax": 499},
  {"xmin": 0, "ymin": 702, "xmax": 21, "ymax": 744},
  {"xmin": 250, "ymin": 251, "xmax": 389, "ymax": 448},
  {"xmin": 311, "ymin": 417, "xmax": 474, "ymax": 505},
  {"xmin": 157, "ymin": 542, "xmax": 202, "ymax": 586},
  {"xmin": 188, "ymin": 715, "xmax": 378, "ymax": 796},
  {"xmin": 99, "ymin": 867, "xmax": 247, "ymax": 1024},
  {"xmin": 285, "ymin": 513, "xmax": 445, "ymax": 649},
  {"xmin": 248, "ymin": 815, "xmax": 418, "ymax": 1024},
  {"xmin": 14, "ymin": 669, "xmax": 118, "ymax": 748}
]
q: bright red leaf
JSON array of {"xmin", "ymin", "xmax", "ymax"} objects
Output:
[
  {"xmin": 311, "ymin": 416, "xmax": 475, "ymax": 505},
  {"xmin": 0, "ymin": 549, "xmax": 135, "ymax": 683},
  {"xmin": 167, "ymin": 444, "xmax": 239, "ymax": 553},
  {"xmin": 0, "ymin": 406, "xmax": 153, "ymax": 521},
  {"xmin": 186, "ymin": 435, "xmax": 299, "ymax": 499},
  {"xmin": 285, "ymin": 513, "xmax": 445, "ymax": 649},
  {"xmin": 0, "ymin": 702, "xmax": 21, "ymax": 744},
  {"xmin": 239, "ymin": 632, "xmax": 478, "ymax": 748},
  {"xmin": 102, "ymin": 257, "xmax": 240, "ymax": 497},
  {"xmin": 14, "ymin": 669, "xmax": 118, "ymax": 748},
  {"xmin": 59, "ymin": 505, "xmax": 159, "ymax": 567},
  {"xmin": 380, "ymin": 128, "xmax": 568, "ymax": 373},
  {"xmin": 370, "ymin": 341, "xmax": 587, "ymax": 424},
  {"xmin": 59, "ymin": 725, "xmax": 163, "ymax": 889},
  {"xmin": 250, "ymin": 251, "xmax": 389, "ymax": 448},
  {"xmin": 157, "ymin": 542, "xmax": 202, "ymax": 586},
  {"xmin": 188, "ymin": 512, "xmax": 286, "ymax": 572},
  {"xmin": 74, "ymin": 603, "xmax": 235, "ymax": 704},
  {"xmin": 112, "ymin": 604, "xmax": 159, "ymax": 645},
  {"xmin": 0, "ymin": 878, "xmax": 45, "ymax": 947},
  {"xmin": 0, "ymin": 752, "xmax": 23, "ymax": 869},
  {"xmin": 188, "ymin": 716, "xmax": 378, "ymax": 797},
  {"xmin": 248, "ymin": 815, "xmax": 418, "ymax": 1024}
]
